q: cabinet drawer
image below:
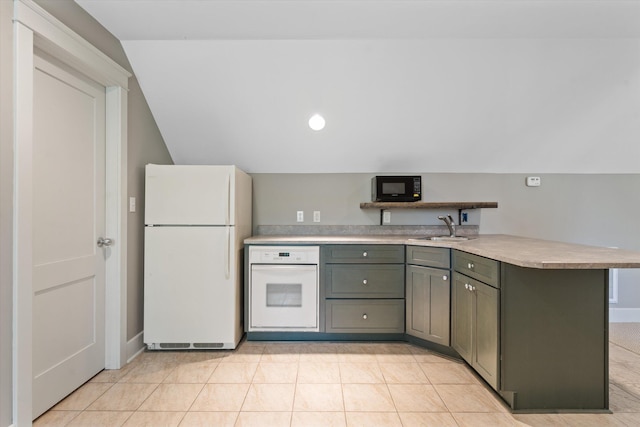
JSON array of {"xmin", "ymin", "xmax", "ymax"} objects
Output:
[
  {"xmin": 325, "ymin": 299, "xmax": 405, "ymax": 333},
  {"xmin": 323, "ymin": 245, "xmax": 404, "ymax": 264},
  {"xmin": 325, "ymin": 264, "xmax": 404, "ymax": 298},
  {"xmin": 406, "ymin": 246, "xmax": 450, "ymax": 269},
  {"xmin": 453, "ymin": 250, "xmax": 500, "ymax": 288}
]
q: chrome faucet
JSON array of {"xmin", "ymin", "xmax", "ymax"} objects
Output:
[{"xmin": 438, "ymin": 215, "xmax": 456, "ymax": 237}]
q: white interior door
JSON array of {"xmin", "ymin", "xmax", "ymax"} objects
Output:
[{"xmin": 31, "ymin": 52, "xmax": 106, "ymax": 419}]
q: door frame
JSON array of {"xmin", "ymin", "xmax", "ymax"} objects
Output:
[{"xmin": 13, "ymin": 0, "xmax": 131, "ymax": 423}]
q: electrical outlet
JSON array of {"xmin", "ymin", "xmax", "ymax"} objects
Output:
[
  {"xmin": 526, "ymin": 176, "xmax": 541, "ymax": 187},
  {"xmin": 296, "ymin": 211, "xmax": 304, "ymax": 222},
  {"xmin": 382, "ymin": 211, "xmax": 391, "ymax": 224},
  {"xmin": 313, "ymin": 211, "xmax": 321, "ymax": 222},
  {"xmin": 129, "ymin": 197, "xmax": 136, "ymax": 213}
]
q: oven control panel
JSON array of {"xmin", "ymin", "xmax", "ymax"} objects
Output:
[{"xmin": 249, "ymin": 246, "xmax": 320, "ymax": 264}]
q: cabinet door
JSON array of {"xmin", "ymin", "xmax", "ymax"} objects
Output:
[
  {"xmin": 474, "ymin": 281, "xmax": 500, "ymax": 390},
  {"xmin": 451, "ymin": 272, "xmax": 474, "ymax": 362},
  {"xmin": 406, "ymin": 265, "xmax": 450, "ymax": 345}
]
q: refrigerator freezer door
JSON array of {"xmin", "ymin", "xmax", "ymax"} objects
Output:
[
  {"xmin": 145, "ymin": 164, "xmax": 235, "ymax": 226},
  {"xmin": 144, "ymin": 226, "xmax": 242, "ymax": 348}
]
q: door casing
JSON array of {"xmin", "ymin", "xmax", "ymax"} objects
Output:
[{"xmin": 13, "ymin": 0, "xmax": 131, "ymax": 424}]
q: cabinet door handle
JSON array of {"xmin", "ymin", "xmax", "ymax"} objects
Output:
[
  {"xmin": 363, "ymin": 251, "xmax": 368, "ymax": 257},
  {"xmin": 362, "ymin": 314, "xmax": 368, "ymax": 320},
  {"xmin": 443, "ymin": 275, "xmax": 448, "ymax": 281},
  {"xmin": 465, "ymin": 283, "xmax": 470, "ymax": 290},
  {"xmin": 468, "ymin": 262, "xmax": 475, "ymax": 270},
  {"xmin": 362, "ymin": 279, "xmax": 368, "ymax": 285}
]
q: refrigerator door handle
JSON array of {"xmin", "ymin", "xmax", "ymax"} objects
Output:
[{"xmin": 225, "ymin": 226, "xmax": 231, "ymax": 279}]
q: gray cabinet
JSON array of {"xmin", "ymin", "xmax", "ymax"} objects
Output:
[
  {"xmin": 452, "ymin": 250, "xmax": 500, "ymax": 390},
  {"xmin": 323, "ymin": 245, "xmax": 405, "ymax": 334},
  {"xmin": 405, "ymin": 246, "xmax": 451, "ymax": 345}
]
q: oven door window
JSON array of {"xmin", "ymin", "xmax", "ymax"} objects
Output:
[{"xmin": 250, "ymin": 265, "xmax": 318, "ymax": 330}]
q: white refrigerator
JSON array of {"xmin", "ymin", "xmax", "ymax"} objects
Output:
[{"xmin": 143, "ymin": 164, "xmax": 252, "ymax": 350}]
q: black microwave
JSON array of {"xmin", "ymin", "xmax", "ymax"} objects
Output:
[{"xmin": 371, "ymin": 176, "xmax": 421, "ymax": 202}]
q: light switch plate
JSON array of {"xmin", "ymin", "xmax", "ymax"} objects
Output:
[{"xmin": 526, "ymin": 176, "xmax": 541, "ymax": 187}]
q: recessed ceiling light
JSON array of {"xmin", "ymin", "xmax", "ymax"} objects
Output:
[{"xmin": 308, "ymin": 114, "xmax": 325, "ymax": 131}]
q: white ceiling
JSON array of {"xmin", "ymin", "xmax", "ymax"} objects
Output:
[{"xmin": 75, "ymin": 0, "xmax": 640, "ymax": 173}]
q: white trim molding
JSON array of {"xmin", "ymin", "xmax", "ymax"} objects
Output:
[
  {"xmin": 126, "ymin": 331, "xmax": 145, "ymax": 364},
  {"xmin": 13, "ymin": 0, "xmax": 130, "ymax": 422},
  {"xmin": 610, "ymin": 308, "xmax": 640, "ymax": 323}
]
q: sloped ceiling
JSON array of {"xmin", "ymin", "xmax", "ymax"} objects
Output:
[{"xmin": 75, "ymin": 0, "xmax": 640, "ymax": 173}]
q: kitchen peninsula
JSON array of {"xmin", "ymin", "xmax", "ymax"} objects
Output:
[{"xmin": 245, "ymin": 234, "xmax": 640, "ymax": 413}]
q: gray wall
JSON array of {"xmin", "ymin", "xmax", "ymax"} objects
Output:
[
  {"xmin": 0, "ymin": 2, "xmax": 172, "ymax": 424},
  {"xmin": 252, "ymin": 173, "xmax": 640, "ymax": 308},
  {"xmin": 0, "ymin": 2, "xmax": 14, "ymax": 425}
]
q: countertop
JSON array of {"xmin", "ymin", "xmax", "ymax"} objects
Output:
[{"xmin": 244, "ymin": 234, "xmax": 640, "ymax": 269}]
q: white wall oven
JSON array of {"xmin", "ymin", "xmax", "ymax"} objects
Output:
[{"xmin": 248, "ymin": 246, "xmax": 319, "ymax": 332}]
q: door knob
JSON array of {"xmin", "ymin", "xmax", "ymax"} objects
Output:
[{"xmin": 97, "ymin": 237, "xmax": 114, "ymax": 247}]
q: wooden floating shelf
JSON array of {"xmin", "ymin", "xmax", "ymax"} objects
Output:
[
  {"xmin": 360, "ymin": 202, "xmax": 499, "ymax": 225},
  {"xmin": 360, "ymin": 202, "xmax": 499, "ymax": 210}
]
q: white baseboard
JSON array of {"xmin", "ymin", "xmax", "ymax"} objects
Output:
[
  {"xmin": 610, "ymin": 308, "xmax": 640, "ymax": 323},
  {"xmin": 126, "ymin": 331, "xmax": 145, "ymax": 363}
]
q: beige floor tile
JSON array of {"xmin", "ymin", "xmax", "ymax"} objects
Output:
[
  {"xmin": 512, "ymin": 413, "xmax": 569, "ymax": 426},
  {"xmin": 291, "ymin": 411, "xmax": 347, "ymax": 427},
  {"xmin": 87, "ymin": 383, "xmax": 158, "ymax": 411},
  {"xmin": 398, "ymin": 412, "xmax": 458, "ymax": 427},
  {"xmin": 66, "ymin": 410, "xmax": 133, "ymax": 426},
  {"xmin": 388, "ymin": 384, "xmax": 448, "ymax": 412},
  {"xmin": 190, "ymin": 383, "xmax": 249, "ymax": 411},
  {"xmin": 298, "ymin": 362, "xmax": 341, "ymax": 383},
  {"xmin": 261, "ymin": 343, "xmax": 303, "ymax": 362},
  {"xmin": 610, "ymin": 364, "xmax": 640, "ymax": 384},
  {"xmin": 299, "ymin": 343, "xmax": 341, "ymax": 362},
  {"xmin": 558, "ymin": 413, "xmax": 628, "ymax": 426},
  {"xmin": 34, "ymin": 410, "xmax": 81, "ymax": 427},
  {"xmin": 253, "ymin": 362, "xmax": 299, "ymax": 383},
  {"xmin": 420, "ymin": 362, "xmax": 478, "ymax": 384},
  {"xmin": 293, "ymin": 383, "xmax": 345, "ymax": 411},
  {"xmin": 342, "ymin": 384, "xmax": 396, "ymax": 412},
  {"xmin": 337, "ymin": 344, "xmax": 378, "ymax": 363},
  {"xmin": 610, "ymin": 384, "xmax": 640, "ymax": 412},
  {"xmin": 235, "ymin": 411, "xmax": 292, "ymax": 427},
  {"xmin": 434, "ymin": 384, "xmax": 506, "ymax": 413},
  {"xmin": 345, "ymin": 411, "xmax": 403, "ymax": 426},
  {"xmin": 52, "ymin": 382, "xmax": 113, "ymax": 410},
  {"xmin": 208, "ymin": 362, "xmax": 257, "ymax": 383},
  {"xmin": 340, "ymin": 362, "xmax": 385, "ymax": 383},
  {"xmin": 162, "ymin": 360, "xmax": 218, "ymax": 383},
  {"xmin": 122, "ymin": 411, "xmax": 185, "ymax": 426},
  {"xmin": 221, "ymin": 346, "xmax": 263, "ymax": 363},
  {"xmin": 379, "ymin": 362, "xmax": 429, "ymax": 384},
  {"xmin": 242, "ymin": 383, "xmax": 295, "ymax": 411},
  {"xmin": 90, "ymin": 366, "xmax": 134, "ymax": 383},
  {"xmin": 138, "ymin": 383, "xmax": 204, "ymax": 411},
  {"xmin": 612, "ymin": 412, "xmax": 640, "ymax": 427},
  {"xmin": 453, "ymin": 412, "xmax": 521, "ymax": 426},
  {"xmin": 179, "ymin": 411, "xmax": 238, "ymax": 426},
  {"xmin": 119, "ymin": 360, "xmax": 176, "ymax": 383},
  {"xmin": 610, "ymin": 345, "xmax": 640, "ymax": 365}
]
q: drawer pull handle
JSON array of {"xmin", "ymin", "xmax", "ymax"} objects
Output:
[
  {"xmin": 465, "ymin": 283, "xmax": 470, "ymax": 290},
  {"xmin": 362, "ymin": 279, "xmax": 368, "ymax": 285},
  {"xmin": 362, "ymin": 314, "xmax": 368, "ymax": 320},
  {"xmin": 363, "ymin": 251, "xmax": 368, "ymax": 257},
  {"xmin": 468, "ymin": 262, "xmax": 475, "ymax": 269},
  {"xmin": 443, "ymin": 275, "xmax": 448, "ymax": 281}
]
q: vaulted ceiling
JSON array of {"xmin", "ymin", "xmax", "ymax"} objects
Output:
[{"xmin": 75, "ymin": 0, "xmax": 640, "ymax": 173}]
